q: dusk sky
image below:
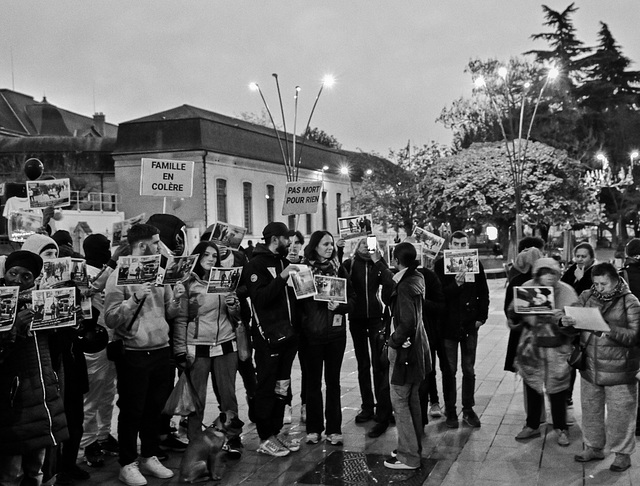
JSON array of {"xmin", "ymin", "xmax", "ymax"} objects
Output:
[{"xmin": 1, "ymin": 1, "xmax": 638, "ymax": 156}]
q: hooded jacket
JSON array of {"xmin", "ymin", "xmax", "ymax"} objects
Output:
[
  {"xmin": 243, "ymin": 243, "xmax": 297, "ymax": 346},
  {"xmin": 578, "ymin": 282, "xmax": 640, "ymax": 386},
  {"xmin": 341, "ymin": 252, "xmax": 383, "ymax": 319}
]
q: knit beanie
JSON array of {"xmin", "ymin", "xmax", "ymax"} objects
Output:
[
  {"xmin": 52, "ymin": 230, "xmax": 73, "ymax": 247},
  {"xmin": 21, "ymin": 234, "xmax": 59, "ymax": 256},
  {"xmin": 83, "ymin": 234, "xmax": 112, "ymax": 268},
  {"xmin": 532, "ymin": 257, "xmax": 561, "ymax": 277},
  {"xmin": 626, "ymin": 238, "xmax": 640, "ymax": 258},
  {"xmin": 513, "ymin": 247, "xmax": 543, "ymax": 274},
  {"xmin": 5, "ymin": 250, "xmax": 44, "ymax": 278}
]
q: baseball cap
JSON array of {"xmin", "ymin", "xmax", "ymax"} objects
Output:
[{"xmin": 262, "ymin": 222, "xmax": 295, "ymax": 240}]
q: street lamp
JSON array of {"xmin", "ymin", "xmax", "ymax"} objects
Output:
[{"xmin": 473, "ymin": 65, "xmax": 558, "ymax": 243}]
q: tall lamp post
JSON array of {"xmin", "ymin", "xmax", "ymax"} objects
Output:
[{"xmin": 474, "ymin": 65, "xmax": 559, "ymax": 244}]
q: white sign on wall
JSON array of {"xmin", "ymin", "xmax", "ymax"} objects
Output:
[
  {"xmin": 140, "ymin": 158, "xmax": 194, "ymax": 197},
  {"xmin": 281, "ymin": 181, "xmax": 323, "ymax": 215}
]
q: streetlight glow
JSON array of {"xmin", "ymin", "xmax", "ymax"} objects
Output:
[
  {"xmin": 524, "ymin": 81, "xmax": 531, "ymax": 89},
  {"xmin": 365, "ymin": 169, "xmax": 373, "ymax": 176},
  {"xmin": 548, "ymin": 66, "xmax": 560, "ymax": 80},
  {"xmin": 249, "ymin": 82, "xmax": 259, "ymax": 91},
  {"xmin": 339, "ymin": 166, "xmax": 349, "ymax": 175},
  {"xmin": 474, "ymin": 76, "xmax": 486, "ymax": 89},
  {"xmin": 322, "ymin": 75, "xmax": 335, "ymax": 88},
  {"xmin": 498, "ymin": 67, "xmax": 508, "ymax": 79},
  {"xmin": 631, "ymin": 151, "xmax": 639, "ymax": 162},
  {"xmin": 322, "ymin": 165, "xmax": 329, "ymax": 171}
]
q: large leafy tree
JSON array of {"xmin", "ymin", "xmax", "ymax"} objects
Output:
[
  {"xmin": 424, "ymin": 140, "xmax": 601, "ymax": 250},
  {"xmin": 352, "ymin": 143, "xmax": 450, "ymax": 234}
]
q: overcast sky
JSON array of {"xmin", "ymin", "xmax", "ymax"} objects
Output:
[{"xmin": 1, "ymin": 1, "xmax": 638, "ymax": 156}]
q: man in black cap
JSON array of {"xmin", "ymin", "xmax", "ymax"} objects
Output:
[{"xmin": 243, "ymin": 222, "xmax": 300, "ymax": 457}]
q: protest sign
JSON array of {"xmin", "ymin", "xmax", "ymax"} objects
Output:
[
  {"xmin": 208, "ymin": 222, "xmax": 246, "ymax": 249},
  {"xmin": 140, "ymin": 158, "xmax": 194, "ymax": 198},
  {"xmin": 281, "ymin": 181, "xmax": 323, "ymax": 215},
  {"xmin": 158, "ymin": 255, "xmax": 198, "ymax": 285},
  {"xmin": 411, "ymin": 227, "xmax": 445, "ymax": 259},
  {"xmin": 207, "ymin": 267, "xmax": 243, "ymax": 294},
  {"xmin": 116, "ymin": 255, "xmax": 162, "ymax": 286},
  {"xmin": 31, "ymin": 288, "xmax": 76, "ymax": 331},
  {"xmin": 7, "ymin": 210, "xmax": 42, "ymax": 242},
  {"xmin": 443, "ymin": 249, "xmax": 480, "ymax": 275},
  {"xmin": 338, "ymin": 214, "xmax": 373, "ymax": 240},
  {"xmin": 314, "ymin": 275, "xmax": 347, "ymax": 304},
  {"xmin": 27, "ymin": 178, "xmax": 71, "ymax": 209},
  {"xmin": 0, "ymin": 287, "xmax": 19, "ymax": 332},
  {"xmin": 514, "ymin": 286, "xmax": 555, "ymax": 314}
]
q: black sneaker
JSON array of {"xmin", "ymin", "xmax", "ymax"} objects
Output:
[
  {"xmin": 153, "ymin": 448, "xmax": 169, "ymax": 462},
  {"xmin": 225, "ymin": 436, "xmax": 243, "ymax": 460},
  {"xmin": 462, "ymin": 409, "xmax": 481, "ymax": 428},
  {"xmin": 445, "ymin": 410, "xmax": 459, "ymax": 429},
  {"xmin": 159, "ymin": 434, "xmax": 188, "ymax": 452},
  {"xmin": 84, "ymin": 441, "xmax": 105, "ymax": 467},
  {"xmin": 355, "ymin": 409, "xmax": 374, "ymax": 423},
  {"xmin": 56, "ymin": 465, "xmax": 91, "ymax": 485},
  {"xmin": 97, "ymin": 434, "xmax": 119, "ymax": 456},
  {"xmin": 368, "ymin": 421, "xmax": 389, "ymax": 438}
]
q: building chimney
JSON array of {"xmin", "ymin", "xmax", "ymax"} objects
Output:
[{"xmin": 93, "ymin": 112, "xmax": 105, "ymax": 136}]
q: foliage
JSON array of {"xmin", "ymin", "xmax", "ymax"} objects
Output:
[
  {"xmin": 303, "ymin": 127, "xmax": 342, "ymax": 149},
  {"xmin": 424, "ymin": 140, "xmax": 602, "ymax": 246},
  {"xmin": 352, "ymin": 143, "xmax": 450, "ymax": 233}
]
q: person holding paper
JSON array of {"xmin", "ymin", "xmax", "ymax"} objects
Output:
[
  {"xmin": 0, "ymin": 250, "xmax": 69, "ymax": 486},
  {"xmin": 172, "ymin": 241, "xmax": 245, "ymax": 459},
  {"xmin": 563, "ymin": 262, "xmax": 640, "ymax": 472},
  {"xmin": 299, "ymin": 231, "xmax": 354, "ymax": 447},
  {"xmin": 506, "ymin": 258, "xmax": 578, "ymax": 447}
]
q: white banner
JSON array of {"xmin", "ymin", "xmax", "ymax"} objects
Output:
[
  {"xmin": 140, "ymin": 158, "xmax": 194, "ymax": 197},
  {"xmin": 281, "ymin": 181, "xmax": 323, "ymax": 215}
]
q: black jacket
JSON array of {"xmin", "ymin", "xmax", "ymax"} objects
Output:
[
  {"xmin": 243, "ymin": 244, "xmax": 298, "ymax": 346},
  {"xmin": 342, "ymin": 254, "xmax": 383, "ymax": 320},
  {"xmin": 434, "ymin": 257, "xmax": 489, "ymax": 341},
  {"xmin": 561, "ymin": 262, "xmax": 594, "ymax": 297}
]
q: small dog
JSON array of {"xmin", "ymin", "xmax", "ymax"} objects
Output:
[{"xmin": 178, "ymin": 411, "xmax": 235, "ymax": 483}]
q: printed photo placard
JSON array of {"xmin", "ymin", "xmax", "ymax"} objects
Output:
[
  {"xmin": 206, "ymin": 267, "xmax": 243, "ymax": 294},
  {"xmin": 42, "ymin": 257, "xmax": 72, "ymax": 287},
  {"xmin": 158, "ymin": 255, "xmax": 198, "ymax": 285},
  {"xmin": 290, "ymin": 265, "xmax": 317, "ymax": 300},
  {"xmin": 208, "ymin": 222, "xmax": 247, "ymax": 250},
  {"xmin": 7, "ymin": 210, "xmax": 43, "ymax": 242},
  {"xmin": 411, "ymin": 227, "xmax": 445, "ymax": 259},
  {"xmin": 338, "ymin": 214, "xmax": 373, "ymax": 240},
  {"xmin": 26, "ymin": 178, "xmax": 71, "ymax": 209},
  {"xmin": 31, "ymin": 287, "xmax": 76, "ymax": 331},
  {"xmin": 112, "ymin": 213, "xmax": 146, "ymax": 246},
  {"xmin": 443, "ymin": 249, "xmax": 479, "ymax": 275},
  {"xmin": 116, "ymin": 255, "xmax": 162, "ymax": 286},
  {"xmin": 514, "ymin": 286, "xmax": 555, "ymax": 314},
  {"xmin": 0, "ymin": 286, "xmax": 19, "ymax": 332},
  {"xmin": 313, "ymin": 275, "xmax": 347, "ymax": 304}
]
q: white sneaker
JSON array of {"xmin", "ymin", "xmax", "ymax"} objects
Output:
[
  {"xmin": 429, "ymin": 403, "xmax": 443, "ymax": 418},
  {"xmin": 257, "ymin": 438, "xmax": 290, "ymax": 457},
  {"xmin": 283, "ymin": 404, "xmax": 292, "ymax": 424},
  {"xmin": 326, "ymin": 433, "xmax": 343, "ymax": 445},
  {"xmin": 300, "ymin": 404, "xmax": 307, "ymax": 424},
  {"xmin": 306, "ymin": 432, "xmax": 320, "ymax": 444},
  {"xmin": 276, "ymin": 433, "xmax": 300, "ymax": 452},
  {"xmin": 119, "ymin": 462, "xmax": 147, "ymax": 486},
  {"xmin": 138, "ymin": 456, "xmax": 174, "ymax": 479}
]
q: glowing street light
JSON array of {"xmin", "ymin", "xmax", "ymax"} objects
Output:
[
  {"xmin": 339, "ymin": 166, "xmax": 349, "ymax": 176},
  {"xmin": 365, "ymin": 169, "xmax": 373, "ymax": 176},
  {"xmin": 631, "ymin": 151, "xmax": 639, "ymax": 164}
]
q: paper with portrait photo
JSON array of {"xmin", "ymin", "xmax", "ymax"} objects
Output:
[
  {"xmin": 313, "ymin": 275, "xmax": 347, "ymax": 304},
  {"xmin": 514, "ymin": 286, "xmax": 555, "ymax": 314},
  {"xmin": 207, "ymin": 267, "xmax": 243, "ymax": 294},
  {"xmin": 443, "ymin": 249, "xmax": 479, "ymax": 275},
  {"xmin": 0, "ymin": 286, "xmax": 19, "ymax": 332},
  {"xmin": 30, "ymin": 287, "xmax": 76, "ymax": 331}
]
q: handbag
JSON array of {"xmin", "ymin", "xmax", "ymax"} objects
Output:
[{"xmin": 567, "ymin": 333, "xmax": 593, "ymax": 371}]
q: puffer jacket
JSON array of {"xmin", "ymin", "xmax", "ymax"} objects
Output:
[
  {"xmin": 342, "ymin": 254, "xmax": 383, "ymax": 319},
  {"xmin": 578, "ymin": 284, "xmax": 640, "ymax": 386},
  {"xmin": 506, "ymin": 279, "xmax": 578, "ymax": 394},
  {"xmin": 0, "ymin": 321, "xmax": 68, "ymax": 454},
  {"xmin": 173, "ymin": 273, "xmax": 237, "ymax": 353},
  {"xmin": 298, "ymin": 260, "xmax": 354, "ymax": 344}
]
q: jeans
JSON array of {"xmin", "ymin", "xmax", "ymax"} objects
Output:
[
  {"xmin": 305, "ymin": 336, "xmax": 347, "ymax": 436},
  {"xmin": 188, "ymin": 352, "xmax": 239, "ymax": 440},
  {"xmin": 115, "ymin": 347, "xmax": 173, "ymax": 466},
  {"xmin": 581, "ymin": 378, "xmax": 637, "ymax": 455},
  {"xmin": 389, "ymin": 348, "xmax": 422, "ymax": 468},
  {"xmin": 0, "ymin": 448, "xmax": 46, "ymax": 486},
  {"xmin": 349, "ymin": 318, "xmax": 385, "ymax": 413},
  {"xmin": 252, "ymin": 331, "xmax": 298, "ymax": 441},
  {"xmin": 525, "ymin": 383, "xmax": 566, "ymax": 430},
  {"xmin": 81, "ymin": 349, "xmax": 117, "ymax": 448},
  {"xmin": 441, "ymin": 334, "xmax": 477, "ymax": 413}
]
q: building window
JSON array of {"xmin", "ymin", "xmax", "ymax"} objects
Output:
[
  {"xmin": 243, "ymin": 182, "xmax": 252, "ymax": 234},
  {"xmin": 216, "ymin": 179, "xmax": 227, "ymax": 223},
  {"xmin": 288, "ymin": 215, "xmax": 296, "ymax": 229},
  {"xmin": 322, "ymin": 191, "xmax": 327, "ymax": 230},
  {"xmin": 306, "ymin": 214, "xmax": 312, "ymax": 235},
  {"xmin": 266, "ymin": 184, "xmax": 275, "ymax": 223},
  {"xmin": 336, "ymin": 192, "xmax": 342, "ymax": 219}
]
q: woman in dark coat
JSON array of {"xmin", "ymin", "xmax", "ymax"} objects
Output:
[{"xmin": 0, "ymin": 251, "xmax": 68, "ymax": 485}]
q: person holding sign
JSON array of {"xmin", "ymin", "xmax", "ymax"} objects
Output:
[
  {"xmin": 506, "ymin": 258, "xmax": 578, "ymax": 447},
  {"xmin": 299, "ymin": 231, "xmax": 354, "ymax": 447},
  {"xmin": 0, "ymin": 251, "xmax": 70, "ymax": 486},
  {"xmin": 104, "ymin": 224, "xmax": 182, "ymax": 486},
  {"xmin": 562, "ymin": 263, "xmax": 640, "ymax": 472},
  {"xmin": 173, "ymin": 241, "xmax": 245, "ymax": 459}
]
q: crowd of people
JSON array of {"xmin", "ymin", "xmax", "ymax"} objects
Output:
[{"xmin": 2, "ymin": 218, "xmax": 640, "ymax": 485}]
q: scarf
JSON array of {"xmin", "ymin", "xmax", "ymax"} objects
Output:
[
  {"xmin": 305, "ymin": 257, "xmax": 340, "ymax": 276},
  {"xmin": 591, "ymin": 279, "xmax": 628, "ymax": 302}
]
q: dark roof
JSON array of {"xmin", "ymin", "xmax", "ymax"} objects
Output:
[
  {"xmin": 0, "ymin": 136, "xmax": 116, "ymax": 153},
  {"xmin": 74, "ymin": 222, "xmax": 93, "ymax": 234},
  {"xmin": 115, "ymin": 104, "xmax": 347, "ymax": 172},
  {"xmin": 0, "ymin": 89, "xmax": 117, "ymax": 138}
]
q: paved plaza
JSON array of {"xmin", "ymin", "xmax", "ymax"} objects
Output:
[{"xmin": 79, "ymin": 278, "xmax": 640, "ymax": 485}]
